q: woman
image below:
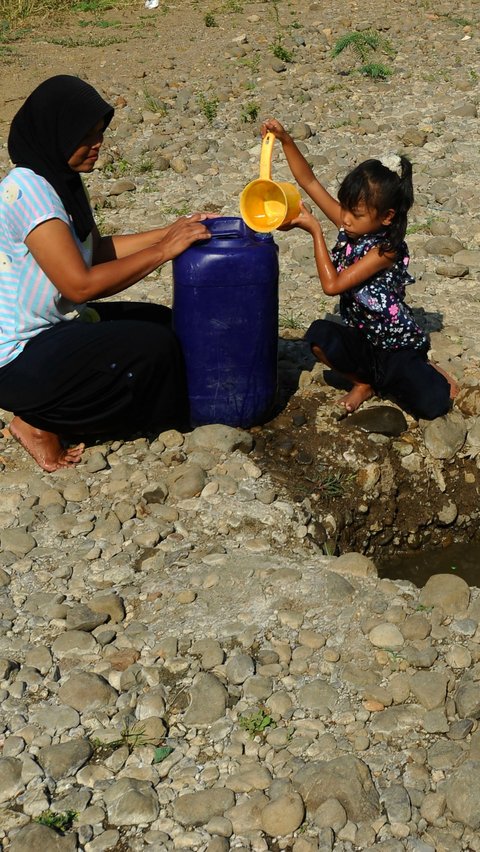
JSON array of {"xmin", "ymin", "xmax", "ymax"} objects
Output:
[{"xmin": 0, "ymin": 75, "xmax": 213, "ymax": 472}]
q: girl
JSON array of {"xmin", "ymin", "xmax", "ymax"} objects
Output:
[
  {"xmin": 261, "ymin": 119, "xmax": 457, "ymax": 420},
  {"xmin": 0, "ymin": 75, "xmax": 215, "ymax": 472}
]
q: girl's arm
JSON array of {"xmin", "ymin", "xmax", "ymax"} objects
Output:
[
  {"xmin": 25, "ymin": 213, "xmax": 211, "ymax": 303},
  {"xmin": 261, "ymin": 118, "xmax": 342, "ymax": 228},
  {"xmin": 292, "ymin": 204, "xmax": 394, "ymax": 296}
]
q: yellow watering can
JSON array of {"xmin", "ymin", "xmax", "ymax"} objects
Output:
[{"xmin": 239, "ymin": 132, "xmax": 301, "ymax": 233}]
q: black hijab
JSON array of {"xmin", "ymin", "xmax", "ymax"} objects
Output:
[{"xmin": 8, "ymin": 75, "xmax": 114, "ymax": 242}]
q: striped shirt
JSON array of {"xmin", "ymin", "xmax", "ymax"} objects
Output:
[{"xmin": 0, "ymin": 167, "xmax": 92, "ymax": 368}]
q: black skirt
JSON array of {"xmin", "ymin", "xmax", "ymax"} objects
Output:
[{"xmin": 0, "ymin": 301, "xmax": 189, "ymax": 439}]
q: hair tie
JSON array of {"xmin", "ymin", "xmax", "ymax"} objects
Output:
[{"xmin": 379, "ymin": 153, "xmax": 402, "ymax": 177}]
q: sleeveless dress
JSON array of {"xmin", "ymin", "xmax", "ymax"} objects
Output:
[{"xmin": 305, "ymin": 229, "xmax": 450, "ymax": 420}]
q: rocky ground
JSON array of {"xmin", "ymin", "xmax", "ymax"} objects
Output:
[{"xmin": 0, "ymin": 0, "xmax": 480, "ymax": 849}]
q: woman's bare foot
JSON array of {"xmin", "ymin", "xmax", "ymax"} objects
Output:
[
  {"xmin": 337, "ymin": 382, "xmax": 374, "ymax": 414},
  {"xmin": 431, "ymin": 362, "xmax": 459, "ymax": 400},
  {"xmin": 8, "ymin": 416, "xmax": 84, "ymax": 472}
]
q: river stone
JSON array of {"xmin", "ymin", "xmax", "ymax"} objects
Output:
[
  {"xmin": 454, "ymin": 249, "xmax": 480, "ymax": 269},
  {"xmin": 183, "ymin": 672, "xmax": 227, "ymax": 725},
  {"xmin": 224, "ymin": 791, "xmax": 269, "ymax": 834},
  {"xmin": 419, "ymin": 574, "xmax": 470, "ymax": 615},
  {"xmin": 10, "ymin": 823, "xmax": 77, "ymax": 852},
  {"xmin": 226, "ymin": 765, "xmax": 272, "ymax": 792},
  {"xmin": 293, "ymin": 755, "xmax": 380, "ymax": 822},
  {"xmin": 435, "ymin": 263, "xmax": 469, "ymax": 278},
  {"xmin": 409, "ymin": 671, "xmax": 448, "ymax": 710},
  {"xmin": 455, "ymin": 681, "xmax": 480, "ymax": 719},
  {"xmin": 0, "ymin": 757, "xmax": 24, "ymax": 803},
  {"xmin": 313, "ymin": 797, "xmax": 347, "ymax": 831},
  {"xmin": 330, "ymin": 552, "xmax": 377, "ymax": 578},
  {"xmin": 37, "ymin": 739, "xmax": 93, "ymax": 780},
  {"xmin": 65, "ymin": 604, "xmax": 108, "ymax": 632},
  {"xmin": 343, "ymin": 405, "xmax": 407, "ymax": 436},
  {"xmin": 368, "ymin": 623, "xmax": 404, "ymax": 649},
  {"xmin": 297, "ymin": 679, "xmax": 339, "ymax": 712},
  {"xmin": 456, "ymin": 388, "xmax": 480, "ymax": 417},
  {"xmin": 186, "ymin": 424, "xmax": 254, "ymax": 453},
  {"xmin": 0, "ymin": 529, "xmax": 36, "ymax": 556},
  {"xmin": 381, "ymin": 785, "xmax": 411, "ymax": 824},
  {"xmin": 173, "ymin": 788, "xmax": 235, "ymax": 826},
  {"xmin": 369, "ymin": 705, "xmax": 425, "ymax": 736},
  {"xmin": 89, "ymin": 592, "xmax": 125, "ymax": 623},
  {"xmin": 260, "ymin": 791, "xmax": 305, "ymax": 837},
  {"xmin": 445, "ymin": 760, "xmax": 480, "ymax": 829},
  {"xmin": 169, "ymin": 464, "xmax": 206, "ymax": 498},
  {"xmin": 52, "ymin": 630, "xmax": 97, "ymax": 657},
  {"xmin": 57, "ymin": 672, "xmax": 118, "ymax": 712},
  {"xmin": 225, "ymin": 652, "xmax": 255, "ymax": 684},
  {"xmin": 422, "ymin": 411, "xmax": 467, "ymax": 459},
  {"xmin": 103, "ymin": 778, "xmax": 159, "ymax": 825},
  {"xmin": 424, "ymin": 236, "xmax": 464, "ymax": 256}
]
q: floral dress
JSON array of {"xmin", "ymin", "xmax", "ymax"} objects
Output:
[{"xmin": 332, "ymin": 229, "xmax": 428, "ymax": 351}]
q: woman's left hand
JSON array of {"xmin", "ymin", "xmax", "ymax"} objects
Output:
[{"xmin": 156, "ymin": 212, "xmax": 217, "ymax": 262}]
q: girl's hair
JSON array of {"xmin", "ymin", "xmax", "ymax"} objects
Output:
[{"xmin": 337, "ymin": 155, "xmax": 414, "ymax": 255}]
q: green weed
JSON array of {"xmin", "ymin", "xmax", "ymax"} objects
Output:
[
  {"xmin": 160, "ymin": 202, "xmax": 191, "ymax": 216},
  {"xmin": 318, "ymin": 471, "xmax": 356, "ymax": 497},
  {"xmin": 239, "ymin": 707, "xmax": 276, "ymax": 737},
  {"xmin": 359, "ymin": 62, "xmax": 392, "ymax": 80},
  {"xmin": 272, "ymin": 34, "xmax": 293, "ymax": 62},
  {"xmin": 204, "ymin": 11, "xmax": 217, "ymax": 26},
  {"xmin": 279, "ymin": 312, "xmax": 304, "ymax": 330},
  {"xmin": 35, "ymin": 810, "xmax": 77, "ymax": 835},
  {"xmin": 197, "ymin": 92, "xmax": 219, "ymax": 123},
  {"xmin": 241, "ymin": 101, "xmax": 259, "ymax": 123},
  {"xmin": 222, "ymin": 0, "xmax": 243, "ymax": 11},
  {"xmin": 332, "ymin": 30, "xmax": 394, "ymax": 79},
  {"xmin": 73, "ymin": 0, "xmax": 114, "ymax": 11},
  {"xmin": 46, "ymin": 34, "xmax": 126, "ymax": 46},
  {"xmin": 143, "ymin": 88, "xmax": 167, "ymax": 114}
]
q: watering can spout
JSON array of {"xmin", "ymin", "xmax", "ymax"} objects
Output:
[{"xmin": 239, "ymin": 133, "xmax": 301, "ymax": 233}]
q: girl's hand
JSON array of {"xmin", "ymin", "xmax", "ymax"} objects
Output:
[
  {"xmin": 157, "ymin": 212, "xmax": 212, "ymax": 262},
  {"xmin": 260, "ymin": 118, "xmax": 291, "ymax": 144},
  {"xmin": 282, "ymin": 201, "xmax": 321, "ymax": 234}
]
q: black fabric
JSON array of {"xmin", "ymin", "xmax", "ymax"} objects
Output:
[
  {"xmin": 305, "ymin": 318, "xmax": 451, "ymax": 420},
  {"xmin": 0, "ymin": 303, "xmax": 189, "ymax": 439},
  {"xmin": 8, "ymin": 75, "xmax": 114, "ymax": 242}
]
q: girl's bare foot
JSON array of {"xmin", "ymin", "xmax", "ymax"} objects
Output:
[
  {"xmin": 8, "ymin": 416, "xmax": 84, "ymax": 472},
  {"xmin": 337, "ymin": 382, "xmax": 373, "ymax": 414},
  {"xmin": 431, "ymin": 362, "xmax": 459, "ymax": 400}
]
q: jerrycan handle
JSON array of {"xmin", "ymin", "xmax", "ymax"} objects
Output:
[
  {"xmin": 205, "ymin": 216, "xmax": 251, "ymax": 239},
  {"xmin": 259, "ymin": 132, "xmax": 275, "ymax": 181}
]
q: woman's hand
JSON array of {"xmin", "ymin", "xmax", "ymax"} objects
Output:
[
  {"xmin": 260, "ymin": 118, "xmax": 291, "ymax": 145},
  {"xmin": 156, "ymin": 212, "xmax": 214, "ymax": 262}
]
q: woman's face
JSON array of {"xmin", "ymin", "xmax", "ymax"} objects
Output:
[{"xmin": 68, "ymin": 119, "xmax": 105, "ymax": 172}]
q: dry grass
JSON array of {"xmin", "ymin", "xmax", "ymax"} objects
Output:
[{"xmin": 0, "ymin": 0, "xmax": 136, "ymax": 28}]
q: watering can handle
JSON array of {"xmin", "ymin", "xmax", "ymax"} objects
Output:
[{"xmin": 259, "ymin": 132, "xmax": 276, "ymax": 181}]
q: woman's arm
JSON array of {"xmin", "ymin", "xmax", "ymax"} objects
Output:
[
  {"xmin": 91, "ymin": 221, "xmax": 180, "ymax": 263},
  {"xmin": 291, "ymin": 204, "xmax": 394, "ymax": 296},
  {"xmin": 26, "ymin": 213, "xmax": 211, "ymax": 303},
  {"xmin": 261, "ymin": 119, "xmax": 342, "ymax": 228}
]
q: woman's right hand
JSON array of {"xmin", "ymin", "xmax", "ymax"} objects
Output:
[
  {"xmin": 261, "ymin": 118, "xmax": 291, "ymax": 144},
  {"xmin": 157, "ymin": 212, "xmax": 213, "ymax": 262}
]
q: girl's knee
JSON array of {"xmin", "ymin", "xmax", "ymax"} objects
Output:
[{"xmin": 414, "ymin": 383, "xmax": 451, "ymax": 420}]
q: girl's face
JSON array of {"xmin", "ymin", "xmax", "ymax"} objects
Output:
[
  {"xmin": 340, "ymin": 201, "xmax": 394, "ymax": 240},
  {"xmin": 68, "ymin": 119, "xmax": 105, "ymax": 172}
]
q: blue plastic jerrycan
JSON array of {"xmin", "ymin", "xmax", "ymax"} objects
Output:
[{"xmin": 172, "ymin": 216, "xmax": 279, "ymax": 428}]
